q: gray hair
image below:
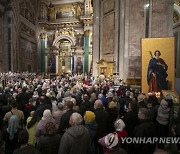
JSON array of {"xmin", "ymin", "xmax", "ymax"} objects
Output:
[
  {"xmin": 139, "ymin": 108, "xmax": 151, "ymax": 120},
  {"xmin": 71, "ymin": 113, "xmax": 83, "ymax": 126},
  {"xmin": 94, "ymin": 100, "xmax": 103, "ymax": 109}
]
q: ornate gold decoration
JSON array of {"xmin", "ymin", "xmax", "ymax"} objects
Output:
[
  {"xmin": 54, "ymin": 27, "xmax": 75, "ymax": 38},
  {"xmin": 84, "ymin": 30, "xmax": 90, "ymax": 36},
  {"xmin": 40, "ymin": 32, "xmax": 47, "ymax": 39},
  {"xmin": 97, "ymin": 59, "xmax": 114, "ymax": 77},
  {"xmin": 48, "ymin": 3, "xmax": 55, "ymax": 21},
  {"xmin": 174, "ymin": 0, "xmax": 180, "ymax": 6},
  {"xmin": 173, "ymin": 11, "xmax": 179, "ymax": 23}
]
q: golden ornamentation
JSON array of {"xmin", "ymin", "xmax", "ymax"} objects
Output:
[
  {"xmin": 40, "ymin": 32, "xmax": 47, "ymax": 39},
  {"xmin": 54, "ymin": 28, "xmax": 75, "ymax": 38},
  {"xmin": 48, "ymin": 3, "xmax": 55, "ymax": 21},
  {"xmin": 84, "ymin": 30, "xmax": 90, "ymax": 36},
  {"xmin": 174, "ymin": 0, "xmax": 180, "ymax": 6},
  {"xmin": 173, "ymin": 11, "xmax": 179, "ymax": 23}
]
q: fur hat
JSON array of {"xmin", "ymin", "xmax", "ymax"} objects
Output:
[
  {"xmin": 114, "ymin": 119, "xmax": 125, "ymax": 132},
  {"xmin": 84, "ymin": 111, "xmax": 95, "ymax": 122},
  {"xmin": 160, "ymin": 99, "xmax": 168, "ymax": 106},
  {"xmin": 105, "ymin": 133, "xmax": 119, "ymax": 149}
]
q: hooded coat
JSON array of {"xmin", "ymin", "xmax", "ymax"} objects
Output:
[{"xmin": 58, "ymin": 125, "xmax": 90, "ymax": 154}]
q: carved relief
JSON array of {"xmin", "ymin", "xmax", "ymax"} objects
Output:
[
  {"xmin": 173, "ymin": 11, "xmax": 179, "ymax": 23},
  {"xmin": 21, "ymin": 22, "xmax": 36, "ymax": 38},
  {"xmin": 20, "ymin": 1, "xmax": 36, "ymax": 25},
  {"xmin": 102, "ymin": 13, "xmax": 115, "ymax": 55},
  {"xmin": 54, "ymin": 28, "xmax": 75, "ymax": 39}
]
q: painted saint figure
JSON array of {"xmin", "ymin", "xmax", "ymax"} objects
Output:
[
  {"xmin": 48, "ymin": 3, "xmax": 55, "ymax": 21},
  {"xmin": 147, "ymin": 50, "xmax": 168, "ymax": 92},
  {"xmin": 76, "ymin": 57, "xmax": 83, "ymax": 74}
]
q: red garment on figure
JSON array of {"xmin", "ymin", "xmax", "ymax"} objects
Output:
[{"xmin": 148, "ymin": 75, "xmax": 158, "ymax": 92}]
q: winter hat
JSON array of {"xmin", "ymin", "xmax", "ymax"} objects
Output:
[
  {"xmin": 114, "ymin": 119, "xmax": 125, "ymax": 132},
  {"xmin": 108, "ymin": 101, "xmax": 117, "ymax": 109},
  {"xmin": 42, "ymin": 109, "xmax": 52, "ymax": 120},
  {"xmin": 45, "ymin": 122, "xmax": 56, "ymax": 135},
  {"xmin": 106, "ymin": 92, "xmax": 113, "ymax": 98},
  {"xmin": 160, "ymin": 99, "xmax": 168, "ymax": 106},
  {"xmin": 105, "ymin": 133, "xmax": 119, "ymax": 149},
  {"xmin": 137, "ymin": 93, "xmax": 146, "ymax": 103},
  {"xmin": 84, "ymin": 111, "xmax": 95, "ymax": 122}
]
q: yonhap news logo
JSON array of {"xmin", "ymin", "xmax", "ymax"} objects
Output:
[{"xmin": 120, "ymin": 137, "xmax": 180, "ymax": 144}]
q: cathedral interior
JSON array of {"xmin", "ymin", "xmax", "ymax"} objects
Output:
[{"xmin": 0, "ymin": 0, "xmax": 180, "ymax": 94}]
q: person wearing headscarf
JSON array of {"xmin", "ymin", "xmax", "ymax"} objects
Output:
[
  {"xmin": 84, "ymin": 111, "xmax": 97, "ymax": 154},
  {"xmin": 35, "ymin": 109, "xmax": 56, "ymax": 138},
  {"xmin": 2, "ymin": 115, "xmax": 21, "ymax": 154}
]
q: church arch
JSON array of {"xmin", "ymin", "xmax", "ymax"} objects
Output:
[{"xmin": 52, "ymin": 35, "xmax": 76, "ymax": 47}]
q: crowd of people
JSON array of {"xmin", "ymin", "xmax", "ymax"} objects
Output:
[{"xmin": 0, "ymin": 72, "xmax": 179, "ymax": 154}]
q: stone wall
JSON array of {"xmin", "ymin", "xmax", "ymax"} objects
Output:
[{"xmin": 93, "ymin": 0, "xmax": 174, "ymax": 80}]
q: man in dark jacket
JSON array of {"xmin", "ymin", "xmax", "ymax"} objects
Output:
[
  {"xmin": 93, "ymin": 99, "xmax": 111, "ymax": 154},
  {"xmin": 58, "ymin": 113, "xmax": 90, "ymax": 154},
  {"xmin": 27, "ymin": 96, "xmax": 51, "ymax": 129},
  {"xmin": 133, "ymin": 108, "xmax": 156, "ymax": 154},
  {"xmin": 58, "ymin": 100, "xmax": 75, "ymax": 135}
]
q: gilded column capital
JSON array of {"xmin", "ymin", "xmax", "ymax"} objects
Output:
[
  {"xmin": 40, "ymin": 32, "xmax": 47, "ymax": 39},
  {"xmin": 84, "ymin": 30, "xmax": 90, "ymax": 36}
]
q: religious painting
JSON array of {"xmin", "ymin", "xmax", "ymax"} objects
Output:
[
  {"xmin": 75, "ymin": 34, "xmax": 84, "ymax": 47},
  {"xmin": 141, "ymin": 37, "xmax": 175, "ymax": 94},
  {"xmin": 55, "ymin": 4, "xmax": 75, "ymax": 19},
  {"xmin": 47, "ymin": 55, "xmax": 56, "ymax": 73},
  {"xmin": 76, "ymin": 57, "xmax": 83, "ymax": 74},
  {"xmin": 47, "ymin": 34, "xmax": 54, "ymax": 48}
]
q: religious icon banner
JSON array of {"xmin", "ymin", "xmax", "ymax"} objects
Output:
[{"xmin": 141, "ymin": 37, "xmax": 175, "ymax": 94}]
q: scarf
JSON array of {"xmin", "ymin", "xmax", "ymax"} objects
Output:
[{"xmin": 156, "ymin": 106, "xmax": 170, "ymax": 125}]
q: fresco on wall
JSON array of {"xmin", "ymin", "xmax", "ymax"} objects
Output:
[{"xmin": 55, "ymin": 2, "xmax": 83, "ymax": 19}]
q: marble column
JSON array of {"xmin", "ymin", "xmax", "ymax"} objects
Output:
[
  {"xmin": 84, "ymin": 30, "xmax": 90, "ymax": 74},
  {"xmin": 40, "ymin": 33, "xmax": 46, "ymax": 72},
  {"xmin": 92, "ymin": 0, "xmax": 100, "ymax": 77}
]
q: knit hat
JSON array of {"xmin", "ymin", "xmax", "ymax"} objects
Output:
[
  {"xmin": 105, "ymin": 133, "xmax": 119, "ymax": 149},
  {"xmin": 160, "ymin": 99, "xmax": 168, "ymax": 106},
  {"xmin": 42, "ymin": 109, "xmax": 52, "ymax": 120},
  {"xmin": 137, "ymin": 93, "xmax": 146, "ymax": 103},
  {"xmin": 45, "ymin": 122, "xmax": 56, "ymax": 135},
  {"xmin": 106, "ymin": 92, "xmax": 113, "ymax": 98},
  {"xmin": 84, "ymin": 111, "xmax": 95, "ymax": 122},
  {"xmin": 108, "ymin": 101, "xmax": 117, "ymax": 109},
  {"xmin": 114, "ymin": 119, "xmax": 125, "ymax": 132}
]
